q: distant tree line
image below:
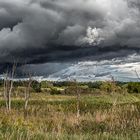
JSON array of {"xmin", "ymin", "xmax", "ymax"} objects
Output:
[{"xmin": 0, "ymin": 79, "xmax": 140, "ymax": 94}]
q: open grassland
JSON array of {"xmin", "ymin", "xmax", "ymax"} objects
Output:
[{"xmin": 0, "ymin": 92, "xmax": 139, "ymax": 140}]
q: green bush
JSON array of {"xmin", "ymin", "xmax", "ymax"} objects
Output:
[
  {"xmin": 41, "ymin": 81, "xmax": 53, "ymax": 88},
  {"xmin": 50, "ymin": 88, "xmax": 62, "ymax": 95},
  {"xmin": 87, "ymin": 81, "xmax": 102, "ymax": 89},
  {"xmin": 31, "ymin": 81, "xmax": 41, "ymax": 92},
  {"xmin": 127, "ymin": 82, "xmax": 140, "ymax": 93},
  {"xmin": 100, "ymin": 82, "xmax": 122, "ymax": 94}
]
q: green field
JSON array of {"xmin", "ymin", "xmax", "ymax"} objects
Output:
[{"xmin": 0, "ymin": 92, "xmax": 139, "ymax": 140}]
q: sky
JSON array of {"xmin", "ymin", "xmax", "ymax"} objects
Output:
[{"xmin": 0, "ymin": 0, "xmax": 140, "ymax": 81}]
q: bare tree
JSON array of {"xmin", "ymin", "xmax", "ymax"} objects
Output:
[
  {"xmin": 18, "ymin": 63, "xmax": 34, "ymax": 118},
  {"xmin": 3, "ymin": 73, "xmax": 8, "ymax": 110},
  {"xmin": 24, "ymin": 73, "xmax": 33, "ymax": 111},
  {"xmin": 3, "ymin": 63, "xmax": 16, "ymax": 111},
  {"xmin": 135, "ymin": 69, "xmax": 140, "ymax": 81},
  {"xmin": 72, "ymin": 79, "xmax": 81, "ymax": 118},
  {"xmin": 76, "ymin": 90, "xmax": 80, "ymax": 118}
]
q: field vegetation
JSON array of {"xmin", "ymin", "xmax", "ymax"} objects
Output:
[{"xmin": 0, "ymin": 79, "xmax": 139, "ymax": 139}]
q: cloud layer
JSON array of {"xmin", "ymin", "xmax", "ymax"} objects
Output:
[
  {"xmin": 0, "ymin": 0, "xmax": 140, "ymax": 65},
  {"xmin": 17, "ymin": 54, "xmax": 140, "ymax": 82}
]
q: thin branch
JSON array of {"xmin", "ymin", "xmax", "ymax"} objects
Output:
[{"xmin": 135, "ymin": 69, "xmax": 140, "ymax": 81}]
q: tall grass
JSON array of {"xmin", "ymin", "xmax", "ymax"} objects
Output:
[{"xmin": 0, "ymin": 93, "xmax": 139, "ymax": 139}]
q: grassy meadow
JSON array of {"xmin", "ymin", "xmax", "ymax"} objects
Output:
[{"xmin": 0, "ymin": 81, "xmax": 139, "ymax": 139}]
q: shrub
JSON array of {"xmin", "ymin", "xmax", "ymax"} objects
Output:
[
  {"xmin": 41, "ymin": 81, "xmax": 53, "ymax": 88},
  {"xmin": 127, "ymin": 82, "xmax": 140, "ymax": 93},
  {"xmin": 50, "ymin": 88, "xmax": 62, "ymax": 95},
  {"xmin": 87, "ymin": 82, "xmax": 102, "ymax": 89},
  {"xmin": 32, "ymin": 81, "xmax": 41, "ymax": 92},
  {"xmin": 100, "ymin": 82, "xmax": 122, "ymax": 94}
]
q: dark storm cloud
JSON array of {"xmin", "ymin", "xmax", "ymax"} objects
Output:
[{"xmin": 0, "ymin": 0, "xmax": 140, "ymax": 65}]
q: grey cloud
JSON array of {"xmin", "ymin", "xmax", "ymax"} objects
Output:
[{"xmin": 0, "ymin": 0, "xmax": 140, "ymax": 67}]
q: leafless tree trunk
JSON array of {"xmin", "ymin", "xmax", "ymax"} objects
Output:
[
  {"xmin": 3, "ymin": 63, "xmax": 16, "ymax": 111},
  {"xmin": 76, "ymin": 89, "xmax": 80, "ymax": 118},
  {"xmin": 3, "ymin": 73, "xmax": 8, "ymax": 110},
  {"xmin": 24, "ymin": 73, "xmax": 33, "ymax": 118},
  {"xmin": 24, "ymin": 76, "xmax": 32, "ymax": 111},
  {"xmin": 135, "ymin": 69, "xmax": 140, "ymax": 81},
  {"xmin": 73, "ymin": 79, "xmax": 80, "ymax": 118}
]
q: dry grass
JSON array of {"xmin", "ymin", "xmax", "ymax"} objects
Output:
[{"xmin": 0, "ymin": 93, "xmax": 139, "ymax": 139}]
